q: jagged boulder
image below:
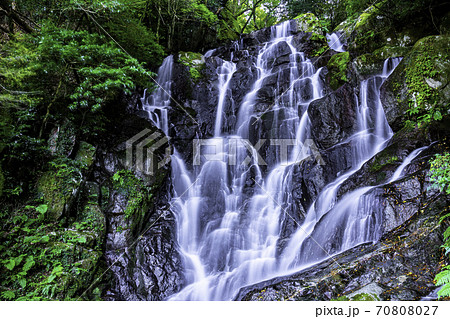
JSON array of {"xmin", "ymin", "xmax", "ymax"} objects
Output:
[{"xmin": 309, "ymin": 83, "xmax": 358, "ymax": 149}]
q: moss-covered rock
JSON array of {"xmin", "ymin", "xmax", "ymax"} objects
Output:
[
  {"xmin": 293, "ymin": 13, "xmax": 328, "ymax": 57},
  {"xmin": 75, "ymin": 142, "xmax": 96, "ymax": 171},
  {"xmin": 327, "ymin": 51, "xmax": 350, "ymax": 90},
  {"xmin": 37, "ymin": 170, "xmax": 82, "ymax": 221},
  {"xmin": 178, "ymin": 51, "xmax": 205, "ymax": 81},
  {"xmin": 381, "ymin": 35, "xmax": 450, "ymax": 131},
  {"xmin": 373, "ymin": 45, "xmax": 411, "ymax": 59},
  {"xmin": 335, "ymin": 1, "xmax": 429, "ymax": 55},
  {"xmin": 351, "ymin": 293, "xmax": 381, "ymax": 301},
  {"xmin": 78, "ymin": 182, "xmax": 106, "ymax": 241},
  {"xmin": 352, "ymin": 53, "xmax": 385, "ymax": 76},
  {"xmin": 37, "ymin": 172, "xmax": 67, "ymax": 220}
]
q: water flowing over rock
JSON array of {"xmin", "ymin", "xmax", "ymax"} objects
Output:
[{"xmin": 105, "ymin": 20, "xmax": 448, "ymax": 301}]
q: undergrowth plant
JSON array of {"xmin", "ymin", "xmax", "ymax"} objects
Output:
[{"xmin": 429, "ymin": 153, "xmax": 450, "ymax": 298}]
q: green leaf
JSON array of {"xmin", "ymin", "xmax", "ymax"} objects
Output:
[
  {"xmin": 438, "ymin": 284, "xmax": 450, "ymax": 298},
  {"xmin": 47, "ymin": 274, "xmax": 56, "ymax": 283},
  {"xmin": 1, "ymin": 291, "xmax": 15, "ymax": 300},
  {"xmin": 40, "ymin": 235, "xmax": 50, "ymax": 243},
  {"xmin": 51, "ymin": 264, "xmax": 63, "ymax": 275},
  {"xmin": 435, "ymin": 269, "xmax": 450, "ymax": 286},
  {"xmin": 14, "ymin": 255, "xmax": 24, "ymax": 267},
  {"xmin": 4, "ymin": 259, "xmax": 15, "ymax": 271},
  {"xmin": 433, "ymin": 111, "xmax": 442, "ymax": 121},
  {"xmin": 444, "ymin": 227, "xmax": 450, "ymax": 241},
  {"xmin": 77, "ymin": 236, "xmax": 87, "ymax": 244},
  {"xmin": 36, "ymin": 204, "xmax": 48, "ymax": 215},
  {"xmin": 23, "ymin": 256, "xmax": 35, "ymax": 272},
  {"xmin": 18, "ymin": 278, "xmax": 27, "ymax": 289}
]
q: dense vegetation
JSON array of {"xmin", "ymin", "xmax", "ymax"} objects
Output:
[{"xmin": 0, "ymin": 0, "xmax": 449, "ymax": 300}]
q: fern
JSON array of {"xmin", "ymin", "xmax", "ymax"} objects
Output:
[
  {"xmin": 437, "ymin": 284, "xmax": 450, "ymax": 298},
  {"xmin": 444, "ymin": 226, "xmax": 450, "ymax": 242},
  {"xmin": 22, "ymin": 256, "xmax": 35, "ymax": 272},
  {"xmin": 440, "ymin": 212, "xmax": 450, "ymax": 224},
  {"xmin": 1, "ymin": 290, "xmax": 15, "ymax": 300},
  {"xmin": 435, "ymin": 268, "xmax": 450, "ymax": 286},
  {"xmin": 436, "ymin": 264, "xmax": 450, "ymax": 299}
]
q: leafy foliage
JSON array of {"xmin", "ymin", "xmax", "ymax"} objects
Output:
[
  {"xmin": 429, "ymin": 152, "xmax": 450, "ymax": 298},
  {"xmin": 36, "ymin": 22, "xmax": 153, "ymax": 113},
  {"xmin": 429, "ymin": 153, "xmax": 450, "ymax": 195},
  {"xmin": 217, "ymin": 0, "xmax": 284, "ymax": 39}
]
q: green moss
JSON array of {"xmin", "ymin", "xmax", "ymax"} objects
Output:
[
  {"xmin": 37, "ymin": 172, "xmax": 72, "ymax": 220},
  {"xmin": 370, "ymin": 154, "xmax": 399, "ymax": 173},
  {"xmin": 337, "ymin": 1, "xmax": 395, "ymax": 54},
  {"xmin": 75, "ymin": 142, "xmax": 96, "ymax": 170},
  {"xmin": 112, "ymin": 170, "xmax": 151, "ymax": 220},
  {"xmin": 354, "ymin": 53, "xmax": 384, "ymax": 76},
  {"xmin": 351, "ymin": 293, "xmax": 380, "ymax": 301},
  {"xmin": 333, "ymin": 295, "xmax": 351, "ymax": 301},
  {"xmin": 333, "ymin": 293, "xmax": 380, "ymax": 301},
  {"xmin": 404, "ymin": 36, "xmax": 450, "ymax": 126},
  {"xmin": 327, "ymin": 52, "xmax": 350, "ymax": 90},
  {"xmin": 355, "ymin": 8, "xmax": 376, "ymax": 29},
  {"xmin": 310, "ymin": 32, "xmax": 328, "ymax": 57},
  {"xmin": 178, "ymin": 51, "xmax": 205, "ymax": 81},
  {"xmin": 373, "ymin": 45, "xmax": 411, "ymax": 59},
  {"xmin": 37, "ymin": 158, "xmax": 83, "ymax": 220}
]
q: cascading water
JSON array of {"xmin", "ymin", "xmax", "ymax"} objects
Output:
[
  {"xmin": 280, "ymin": 57, "xmax": 403, "ymax": 269},
  {"xmin": 326, "ymin": 32, "xmax": 346, "ymax": 52},
  {"xmin": 169, "ymin": 21, "xmax": 325, "ymax": 301},
  {"xmin": 142, "ymin": 55, "xmax": 173, "ymax": 135},
  {"xmin": 143, "ymin": 22, "xmax": 416, "ymax": 301}
]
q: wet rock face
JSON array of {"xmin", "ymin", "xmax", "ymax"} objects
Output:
[
  {"xmin": 168, "ymin": 28, "xmax": 334, "ymax": 167},
  {"xmin": 104, "ymin": 203, "xmax": 184, "ymax": 301},
  {"xmin": 237, "ymin": 191, "xmax": 447, "ymax": 301},
  {"xmin": 235, "ymin": 129, "xmax": 448, "ymax": 301},
  {"xmin": 88, "ymin": 104, "xmax": 184, "ymax": 300},
  {"xmin": 309, "ymin": 83, "xmax": 358, "ymax": 149}
]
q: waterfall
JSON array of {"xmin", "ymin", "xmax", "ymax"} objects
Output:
[
  {"xmin": 143, "ymin": 22, "xmax": 413, "ymax": 301},
  {"xmin": 280, "ymin": 57, "xmax": 403, "ymax": 270},
  {"xmin": 214, "ymin": 61, "xmax": 236, "ymax": 137},
  {"xmin": 142, "ymin": 55, "xmax": 173, "ymax": 135},
  {"xmin": 168, "ymin": 21, "xmax": 325, "ymax": 301}
]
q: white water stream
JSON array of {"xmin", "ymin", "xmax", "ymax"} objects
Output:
[{"xmin": 143, "ymin": 23, "xmax": 420, "ymax": 300}]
